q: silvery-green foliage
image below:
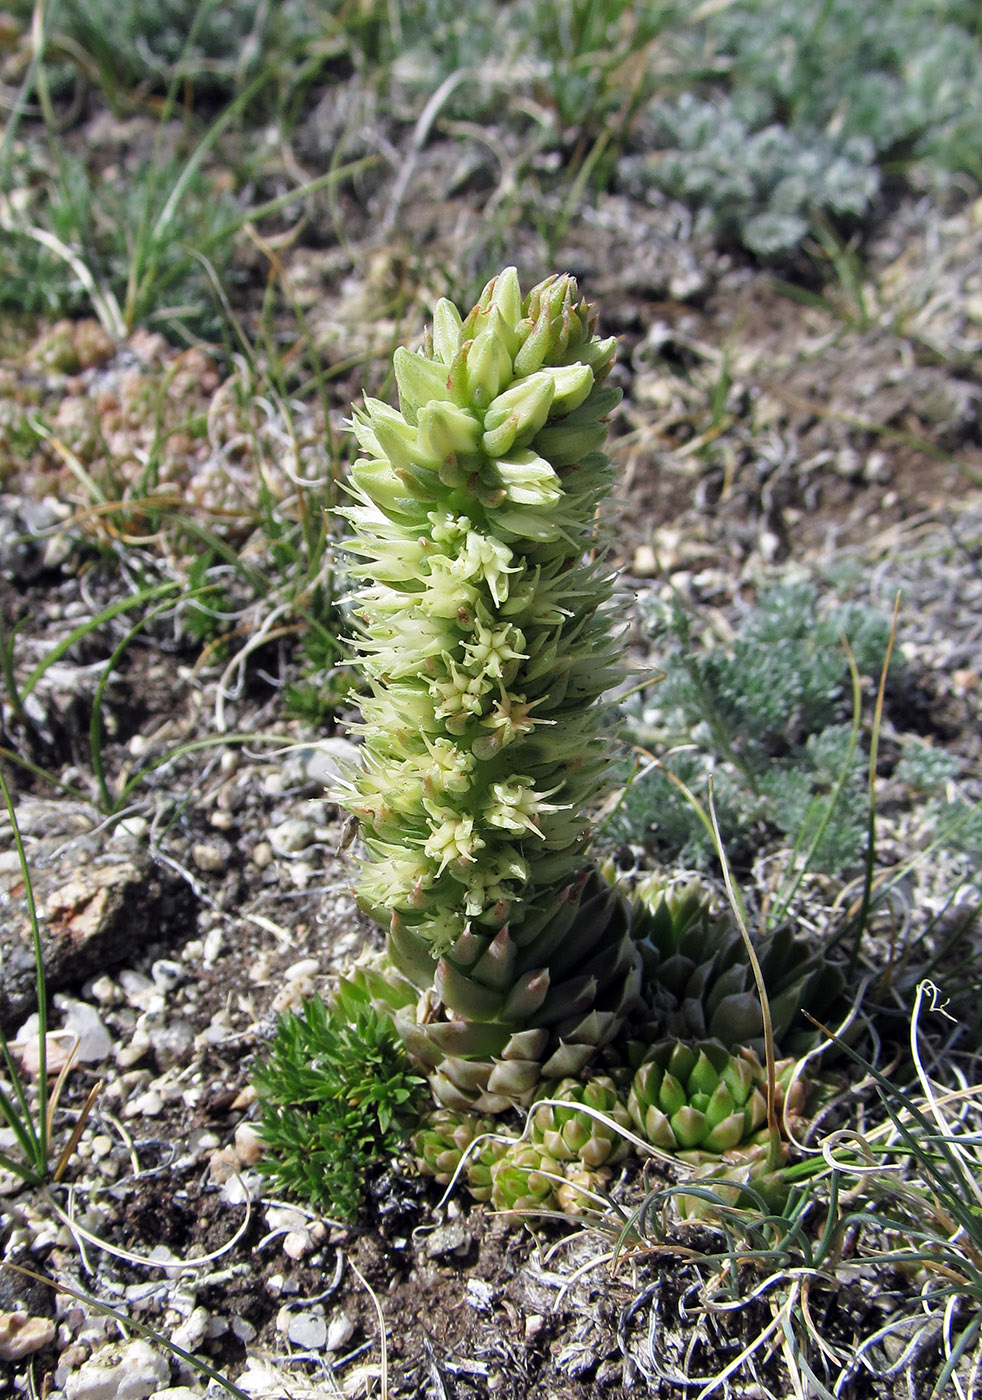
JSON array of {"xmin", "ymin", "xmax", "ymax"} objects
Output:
[
  {"xmin": 611, "ymin": 581, "xmax": 893, "ymax": 872},
  {"xmin": 625, "ymin": 94, "xmax": 880, "ymax": 257},
  {"xmin": 624, "ymin": 0, "xmax": 982, "ymax": 254}
]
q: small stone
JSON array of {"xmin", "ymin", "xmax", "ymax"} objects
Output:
[
  {"xmin": 118, "ymin": 971, "xmax": 155, "ymax": 1007},
  {"xmin": 288, "ymin": 859, "xmax": 314, "ymax": 889},
  {"xmin": 632, "ymin": 544, "xmax": 658, "ymax": 576},
  {"xmin": 16, "ymin": 1023, "xmax": 75, "ymax": 1078},
  {"xmin": 265, "ymin": 1205, "xmax": 308, "ymax": 1233},
  {"xmin": 208, "ymin": 1146, "xmax": 240, "ymax": 1184},
  {"xmin": 148, "ymin": 1020, "xmax": 194, "ymax": 1068},
  {"xmin": 90, "ymin": 1135, "xmax": 113, "ymax": 1160},
  {"xmin": 524, "ymin": 1314, "xmax": 546, "ymax": 1345},
  {"xmin": 251, "ymin": 841, "xmax": 273, "ymax": 869},
  {"xmin": 283, "ymin": 958, "xmax": 320, "ymax": 983},
  {"xmin": 282, "ymin": 1229, "xmax": 313, "ymax": 1260},
  {"xmin": 150, "ymin": 959, "xmax": 183, "ymax": 991},
  {"xmin": 171, "ymin": 1307, "xmax": 209, "ymax": 1354},
  {"xmin": 88, "ymin": 975, "xmax": 120, "ymax": 1005},
  {"xmin": 287, "ymin": 1311, "xmax": 327, "ymax": 1350},
  {"xmin": 424, "ymin": 1218, "xmax": 472, "ymax": 1259},
  {"xmin": 304, "ymin": 738, "xmax": 359, "ymax": 787},
  {"xmin": 0, "ymin": 1312, "xmax": 56, "ymax": 1361},
  {"xmin": 64, "ymin": 1338, "xmax": 168, "ymax": 1400},
  {"xmin": 126, "ymin": 1089, "xmax": 163, "ymax": 1118},
  {"xmin": 233, "ymin": 1122, "xmax": 263, "ymax": 1166},
  {"xmin": 325, "ymin": 1311, "xmax": 355, "ymax": 1352},
  {"xmin": 466, "ymin": 1279, "xmax": 494, "ymax": 1311},
  {"xmin": 237, "ymin": 1360, "xmax": 282, "ymax": 1395},
  {"xmin": 59, "ymin": 999, "xmax": 112, "ymax": 1062},
  {"xmin": 202, "ymin": 926, "xmax": 223, "ymax": 964},
  {"xmin": 191, "ymin": 842, "xmax": 226, "ymax": 874},
  {"xmin": 268, "ymin": 819, "xmax": 312, "ymax": 855}
]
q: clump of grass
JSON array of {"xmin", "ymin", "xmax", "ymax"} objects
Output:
[
  {"xmin": 252, "ymin": 992, "xmax": 426, "ymax": 1220},
  {"xmin": 0, "ymin": 140, "xmax": 247, "ymax": 340},
  {"xmin": 0, "ymin": 771, "xmax": 102, "ymax": 1186}
]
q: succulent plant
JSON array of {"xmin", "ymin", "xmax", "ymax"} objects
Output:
[
  {"xmin": 622, "ymin": 872, "xmax": 845, "ymax": 1058},
  {"xmin": 672, "ymin": 1142, "xmax": 799, "ymax": 1221},
  {"xmin": 531, "ymin": 1074, "xmax": 632, "ymax": 1169},
  {"xmin": 337, "ymin": 269, "xmax": 641, "ymax": 1112},
  {"xmin": 489, "ymin": 1142, "xmax": 565, "ymax": 1214},
  {"xmin": 627, "ymin": 1038, "xmax": 806, "ymax": 1159},
  {"xmin": 413, "ymin": 1106, "xmax": 509, "ymax": 1202}
]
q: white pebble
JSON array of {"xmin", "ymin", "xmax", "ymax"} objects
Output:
[
  {"xmin": 202, "ymin": 926, "xmax": 223, "ymax": 965},
  {"xmin": 284, "ymin": 958, "xmax": 320, "ymax": 983},
  {"xmin": 282, "ymin": 1229, "xmax": 313, "ymax": 1260},
  {"xmin": 233, "ymin": 1122, "xmax": 263, "ymax": 1166},
  {"xmin": 191, "ymin": 842, "xmax": 226, "ymax": 874},
  {"xmin": 170, "ymin": 1307, "xmax": 209, "ymax": 1354},
  {"xmin": 150, "ymin": 959, "xmax": 183, "ymax": 991},
  {"xmin": 58, "ymin": 1000, "xmax": 112, "ymax": 1063},
  {"xmin": 126, "ymin": 1089, "xmax": 162, "ymax": 1118},
  {"xmin": 265, "ymin": 1205, "xmax": 308, "ymax": 1233},
  {"xmin": 251, "ymin": 841, "xmax": 273, "ymax": 869},
  {"xmin": 304, "ymin": 739, "xmax": 359, "ymax": 786},
  {"xmin": 0, "ymin": 1312, "xmax": 56, "ymax": 1361},
  {"xmin": 287, "ymin": 1311, "xmax": 327, "ymax": 1350},
  {"xmin": 325, "ymin": 1310, "xmax": 355, "ymax": 1352},
  {"xmin": 288, "ymin": 859, "xmax": 314, "ymax": 889},
  {"xmin": 88, "ymin": 975, "xmax": 120, "ymax": 1005},
  {"xmin": 268, "ymin": 818, "xmax": 312, "ymax": 855},
  {"xmin": 65, "ymin": 1339, "xmax": 168, "ymax": 1400},
  {"xmin": 118, "ymin": 971, "xmax": 155, "ymax": 1008}
]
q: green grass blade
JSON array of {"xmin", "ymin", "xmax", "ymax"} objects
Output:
[
  {"xmin": 0, "ymin": 766, "xmax": 47, "ymax": 1173},
  {"xmin": 846, "ymin": 595, "xmax": 899, "ymax": 976},
  {"xmin": 0, "ymin": 746, "xmax": 90, "ymax": 801},
  {"xmin": 20, "ymin": 581, "xmax": 179, "ymax": 703},
  {"xmin": 116, "ymin": 730, "xmax": 293, "ymax": 808},
  {"xmin": 0, "ymin": 1076, "xmax": 43, "ymax": 1180},
  {"xmin": 4, "ymin": 1262, "xmax": 253, "ymax": 1400}
]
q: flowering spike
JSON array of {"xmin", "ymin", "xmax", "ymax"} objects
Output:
[{"xmin": 337, "ymin": 270, "xmax": 639, "ymax": 1111}]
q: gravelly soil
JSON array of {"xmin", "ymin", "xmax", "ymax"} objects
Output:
[{"xmin": 1, "ymin": 101, "xmax": 981, "ymax": 1400}]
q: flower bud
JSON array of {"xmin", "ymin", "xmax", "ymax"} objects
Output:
[
  {"xmin": 482, "ymin": 373, "xmax": 556, "ymax": 457},
  {"xmin": 432, "ymin": 297, "xmax": 463, "ymax": 365},
  {"xmin": 394, "ymin": 346, "xmax": 453, "ymax": 418},
  {"xmin": 417, "ymin": 401, "xmax": 482, "ymax": 461},
  {"xmin": 485, "ymin": 449, "xmax": 562, "ymax": 508},
  {"xmin": 464, "ymin": 326, "xmax": 513, "ymax": 410}
]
